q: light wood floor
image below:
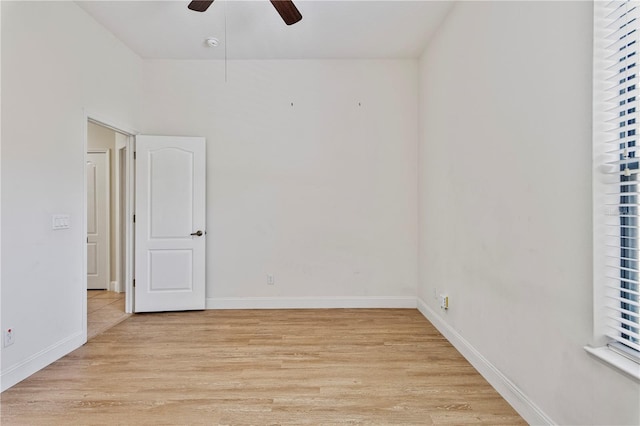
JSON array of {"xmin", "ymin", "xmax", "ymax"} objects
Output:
[
  {"xmin": 1, "ymin": 309, "xmax": 525, "ymax": 425},
  {"xmin": 87, "ymin": 290, "xmax": 130, "ymax": 340}
]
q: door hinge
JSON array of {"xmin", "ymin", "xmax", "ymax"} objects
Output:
[
  {"xmin": 133, "ymin": 214, "xmax": 136, "ymax": 223},
  {"xmin": 133, "ymin": 279, "xmax": 136, "ymax": 288},
  {"xmin": 133, "ymin": 151, "xmax": 136, "ymax": 160}
]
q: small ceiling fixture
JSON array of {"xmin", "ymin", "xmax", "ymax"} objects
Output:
[{"xmin": 205, "ymin": 37, "xmax": 219, "ymax": 48}]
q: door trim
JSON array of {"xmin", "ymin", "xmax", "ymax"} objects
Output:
[{"xmin": 83, "ymin": 110, "xmax": 138, "ymax": 343}]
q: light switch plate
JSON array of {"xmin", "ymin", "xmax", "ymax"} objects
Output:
[{"xmin": 52, "ymin": 214, "xmax": 71, "ymax": 230}]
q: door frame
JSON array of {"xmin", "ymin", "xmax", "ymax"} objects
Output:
[{"xmin": 82, "ymin": 110, "xmax": 137, "ymax": 342}]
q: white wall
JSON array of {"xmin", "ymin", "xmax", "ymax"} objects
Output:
[
  {"xmin": 418, "ymin": 1, "xmax": 640, "ymax": 425},
  {"xmin": 141, "ymin": 59, "xmax": 418, "ymax": 308},
  {"xmin": 1, "ymin": 1, "xmax": 142, "ymax": 391}
]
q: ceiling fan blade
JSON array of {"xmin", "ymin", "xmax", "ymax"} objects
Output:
[
  {"xmin": 270, "ymin": 0, "xmax": 302, "ymax": 25},
  {"xmin": 188, "ymin": 1, "xmax": 214, "ymax": 12}
]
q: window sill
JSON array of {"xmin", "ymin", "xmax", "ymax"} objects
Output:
[{"xmin": 584, "ymin": 345, "xmax": 640, "ymax": 382}]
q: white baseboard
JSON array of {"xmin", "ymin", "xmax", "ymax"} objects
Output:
[
  {"xmin": 207, "ymin": 296, "xmax": 417, "ymax": 310},
  {"xmin": 109, "ymin": 281, "xmax": 124, "ymax": 293},
  {"xmin": 1, "ymin": 331, "xmax": 85, "ymax": 392},
  {"xmin": 416, "ymin": 298, "xmax": 554, "ymax": 426}
]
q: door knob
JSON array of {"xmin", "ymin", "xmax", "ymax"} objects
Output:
[{"xmin": 190, "ymin": 230, "xmax": 203, "ymax": 237}]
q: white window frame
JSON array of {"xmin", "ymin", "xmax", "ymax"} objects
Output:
[{"xmin": 589, "ymin": 0, "xmax": 640, "ymax": 381}]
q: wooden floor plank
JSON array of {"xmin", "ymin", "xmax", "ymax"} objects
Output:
[
  {"xmin": 0, "ymin": 309, "xmax": 525, "ymax": 425},
  {"xmin": 87, "ymin": 290, "xmax": 130, "ymax": 341}
]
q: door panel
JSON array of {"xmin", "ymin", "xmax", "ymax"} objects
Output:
[
  {"xmin": 149, "ymin": 148, "xmax": 194, "ymax": 238},
  {"xmin": 87, "ymin": 151, "xmax": 109, "ymax": 290},
  {"xmin": 149, "ymin": 250, "xmax": 193, "ymax": 291},
  {"xmin": 135, "ymin": 136, "xmax": 206, "ymax": 312}
]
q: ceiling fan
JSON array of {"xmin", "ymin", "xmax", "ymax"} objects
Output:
[{"xmin": 188, "ymin": 0, "xmax": 303, "ymax": 26}]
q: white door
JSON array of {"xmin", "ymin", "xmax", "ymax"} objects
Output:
[
  {"xmin": 87, "ymin": 151, "xmax": 110, "ymax": 290},
  {"xmin": 134, "ymin": 136, "xmax": 206, "ymax": 312}
]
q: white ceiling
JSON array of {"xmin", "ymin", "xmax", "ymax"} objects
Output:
[{"xmin": 76, "ymin": 1, "xmax": 454, "ymax": 60}]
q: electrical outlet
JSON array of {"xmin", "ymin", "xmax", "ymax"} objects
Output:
[
  {"xmin": 267, "ymin": 274, "xmax": 275, "ymax": 285},
  {"xmin": 439, "ymin": 295, "xmax": 449, "ymax": 310},
  {"xmin": 4, "ymin": 328, "xmax": 15, "ymax": 347}
]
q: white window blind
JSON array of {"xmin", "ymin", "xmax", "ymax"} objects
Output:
[{"xmin": 602, "ymin": 0, "xmax": 640, "ymax": 358}]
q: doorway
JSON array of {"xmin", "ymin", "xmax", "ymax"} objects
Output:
[
  {"xmin": 83, "ymin": 116, "xmax": 206, "ymax": 329},
  {"xmin": 85, "ymin": 118, "xmax": 135, "ymax": 340}
]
